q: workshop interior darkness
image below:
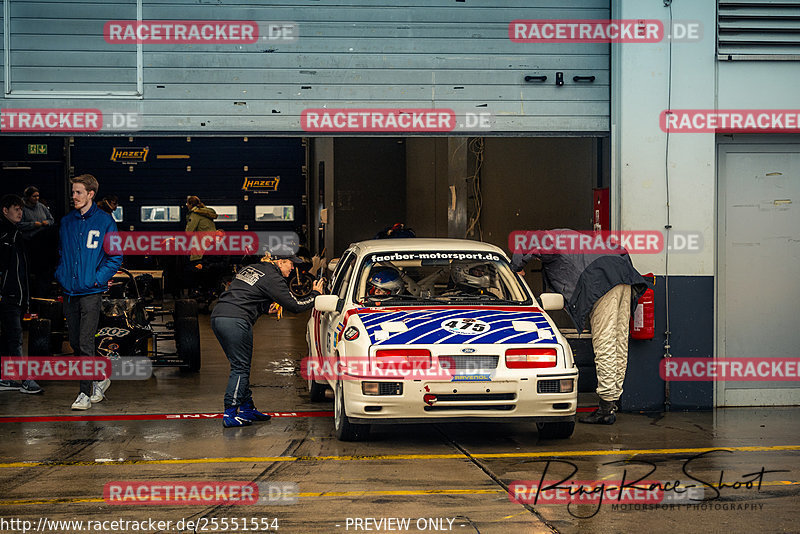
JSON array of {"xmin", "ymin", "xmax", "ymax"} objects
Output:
[
  {"xmin": 318, "ymin": 135, "xmax": 608, "ymax": 326},
  {"xmin": 0, "ymin": 134, "xmax": 608, "ymax": 329}
]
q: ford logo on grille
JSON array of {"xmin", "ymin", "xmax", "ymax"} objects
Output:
[{"xmin": 461, "ymin": 348, "xmax": 476, "ymax": 353}]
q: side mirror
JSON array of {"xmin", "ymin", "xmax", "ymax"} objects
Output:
[
  {"xmin": 327, "ymin": 258, "xmax": 339, "ymax": 272},
  {"xmin": 539, "ymin": 293, "xmax": 564, "ymax": 311},
  {"xmin": 315, "ymin": 294, "xmax": 341, "ymax": 312}
]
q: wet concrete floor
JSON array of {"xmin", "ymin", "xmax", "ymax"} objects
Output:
[{"xmin": 1, "ymin": 313, "xmax": 798, "ymax": 533}]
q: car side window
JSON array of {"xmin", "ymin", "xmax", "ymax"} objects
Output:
[
  {"xmin": 336, "ymin": 259, "xmax": 357, "ymax": 301},
  {"xmin": 331, "ymin": 253, "xmax": 356, "ymax": 298}
]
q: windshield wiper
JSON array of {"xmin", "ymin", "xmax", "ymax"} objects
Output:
[
  {"xmin": 365, "ymin": 294, "xmax": 444, "ymax": 305},
  {"xmin": 439, "ymin": 295, "xmax": 522, "ymax": 304}
]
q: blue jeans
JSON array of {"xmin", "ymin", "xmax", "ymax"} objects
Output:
[{"xmin": 211, "ymin": 317, "xmax": 254, "ymax": 409}]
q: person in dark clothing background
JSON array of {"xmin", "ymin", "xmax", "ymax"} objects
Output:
[
  {"xmin": 0, "ymin": 195, "xmax": 42, "ymax": 394},
  {"xmin": 512, "ymin": 229, "xmax": 648, "ymax": 425},
  {"xmin": 19, "ymin": 186, "xmax": 56, "ymax": 298},
  {"xmin": 185, "ymin": 195, "xmax": 217, "ymax": 261},
  {"xmin": 97, "ymin": 194, "xmax": 119, "ymax": 216},
  {"xmin": 211, "ymin": 252, "xmax": 325, "ymax": 428},
  {"xmin": 184, "ymin": 195, "xmax": 218, "ymax": 298}
]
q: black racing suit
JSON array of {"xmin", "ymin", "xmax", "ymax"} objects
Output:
[{"xmin": 211, "ymin": 262, "xmax": 319, "ymax": 408}]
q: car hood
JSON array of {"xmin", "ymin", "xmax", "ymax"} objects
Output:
[{"xmin": 344, "ymin": 306, "xmax": 558, "ymax": 346}]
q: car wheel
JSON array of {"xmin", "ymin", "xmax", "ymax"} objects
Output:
[
  {"xmin": 334, "ymin": 380, "xmax": 369, "ymax": 441},
  {"xmin": 309, "ymin": 376, "xmax": 328, "ymax": 402},
  {"xmin": 28, "ymin": 318, "xmax": 52, "ymax": 356},
  {"xmin": 175, "ymin": 316, "xmax": 201, "ymax": 372},
  {"xmin": 536, "ymin": 420, "xmax": 576, "ymax": 439}
]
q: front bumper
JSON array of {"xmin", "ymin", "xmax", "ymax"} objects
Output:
[{"xmin": 341, "ymin": 369, "xmax": 578, "ymax": 423}]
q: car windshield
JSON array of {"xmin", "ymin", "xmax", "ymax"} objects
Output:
[{"xmin": 354, "ymin": 251, "xmax": 532, "ymax": 306}]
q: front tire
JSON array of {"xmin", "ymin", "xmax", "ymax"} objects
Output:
[
  {"xmin": 333, "ymin": 380, "xmax": 370, "ymax": 441},
  {"xmin": 536, "ymin": 419, "xmax": 576, "ymax": 439}
]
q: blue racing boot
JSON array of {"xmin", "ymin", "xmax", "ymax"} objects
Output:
[
  {"xmin": 222, "ymin": 406, "xmax": 253, "ymax": 428},
  {"xmin": 237, "ymin": 400, "xmax": 271, "ymax": 422}
]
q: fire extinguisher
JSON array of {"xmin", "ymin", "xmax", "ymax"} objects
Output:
[{"xmin": 630, "ymin": 273, "xmax": 655, "ymax": 340}]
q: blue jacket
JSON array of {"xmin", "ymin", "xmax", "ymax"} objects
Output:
[{"xmin": 55, "ymin": 202, "xmax": 123, "ymax": 296}]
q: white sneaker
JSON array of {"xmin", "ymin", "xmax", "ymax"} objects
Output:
[
  {"xmin": 71, "ymin": 392, "xmax": 92, "ymax": 410},
  {"xmin": 90, "ymin": 379, "xmax": 111, "ymax": 403}
]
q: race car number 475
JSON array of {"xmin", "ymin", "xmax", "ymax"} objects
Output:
[{"xmin": 440, "ymin": 318, "xmax": 490, "ymax": 335}]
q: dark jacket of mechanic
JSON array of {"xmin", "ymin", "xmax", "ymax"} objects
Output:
[
  {"xmin": 0, "ymin": 216, "xmax": 29, "ymax": 307},
  {"xmin": 512, "ymin": 247, "xmax": 649, "ymax": 333},
  {"xmin": 211, "ymin": 262, "xmax": 320, "ymax": 325},
  {"xmin": 55, "ymin": 203, "xmax": 123, "ymax": 296}
]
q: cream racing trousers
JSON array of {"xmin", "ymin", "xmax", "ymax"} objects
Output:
[{"xmin": 589, "ymin": 284, "xmax": 632, "ymax": 402}]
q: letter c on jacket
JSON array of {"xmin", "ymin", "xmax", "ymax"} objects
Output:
[{"xmin": 87, "ymin": 230, "xmax": 100, "ymax": 249}]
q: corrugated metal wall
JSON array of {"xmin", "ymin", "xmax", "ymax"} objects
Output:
[{"xmin": 1, "ymin": 0, "xmax": 610, "ymax": 134}]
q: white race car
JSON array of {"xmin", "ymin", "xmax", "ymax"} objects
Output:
[{"xmin": 306, "ymin": 239, "xmax": 578, "ymax": 441}]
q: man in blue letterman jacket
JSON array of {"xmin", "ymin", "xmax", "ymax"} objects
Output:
[{"xmin": 55, "ymin": 174, "xmax": 123, "ymax": 410}]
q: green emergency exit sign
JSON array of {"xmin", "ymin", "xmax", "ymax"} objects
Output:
[{"xmin": 27, "ymin": 144, "xmax": 47, "ymax": 155}]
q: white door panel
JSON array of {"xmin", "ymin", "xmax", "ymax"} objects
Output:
[{"xmin": 718, "ymin": 142, "xmax": 800, "ymax": 406}]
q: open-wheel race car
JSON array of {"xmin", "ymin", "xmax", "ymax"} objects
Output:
[
  {"xmin": 28, "ymin": 269, "xmax": 201, "ymax": 371},
  {"xmin": 306, "ymin": 238, "xmax": 578, "ymax": 441}
]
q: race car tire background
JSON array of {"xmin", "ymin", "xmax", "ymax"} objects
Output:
[
  {"xmin": 174, "ymin": 299, "xmax": 199, "ymax": 321},
  {"xmin": 175, "ymin": 317, "xmax": 201, "ymax": 372},
  {"xmin": 27, "ymin": 318, "xmax": 52, "ymax": 356},
  {"xmin": 174, "ymin": 299, "xmax": 200, "ymax": 372},
  {"xmin": 29, "ymin": 298, "xmax": 66, "ymax": 355}
]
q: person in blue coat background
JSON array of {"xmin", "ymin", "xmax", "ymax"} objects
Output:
[{"xmin": 55, "ymin": 174, "xmax": 123, "ymax": 410}]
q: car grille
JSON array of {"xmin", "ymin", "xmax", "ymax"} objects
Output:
[
  {"xmin": 537, "ymin": 380, "xmax": 561, "ymax": 393},
  {"xmin": 434, "ymin": 393, "xmax": 515, "ymax": 402},
  {"xmin": 424, "ymin": 405, "xmax": 514, "ymax": 412},
  {"xmin": 378, "ymin": 382, "xmax": 403, "ymax": 395},
  {"xmin": 440, "ymin": 355, "xmax": 499, "ymax": 371}
]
